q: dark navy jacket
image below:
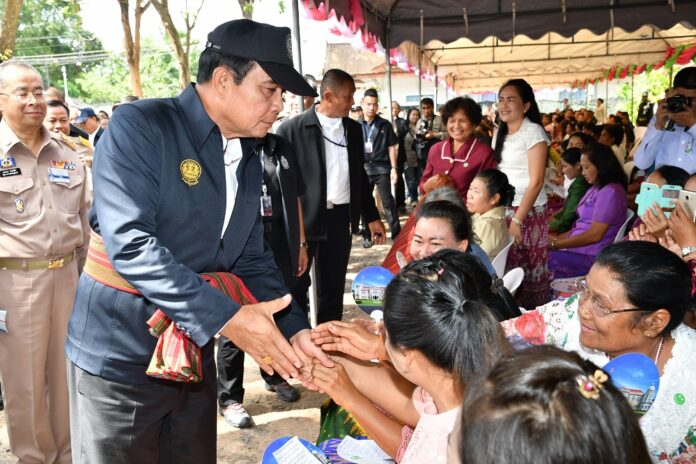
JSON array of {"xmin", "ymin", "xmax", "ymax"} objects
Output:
[{"xmin": 65, "ymin": 85, "xmax": 309, "ymax": 383}]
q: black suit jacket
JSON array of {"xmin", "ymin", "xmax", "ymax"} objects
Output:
[
  {"xmin": 93, "ymin": 126, "xmax": 104, "ymax": 146},
  {"xmin": 277, "ymin": 106, "xmax": 380, "ymax": 241},
  {"xmin": 262, "ymin": 134, "xmax": 303, "ymax": 273}
]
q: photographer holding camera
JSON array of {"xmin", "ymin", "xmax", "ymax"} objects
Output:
[
  {"xmin": 635, "ymin": 67, "xmax": 696, "ymax": 174},
  {"xmin": 415, "ymin": 97, "xmax": 445, "ymax": 170}
]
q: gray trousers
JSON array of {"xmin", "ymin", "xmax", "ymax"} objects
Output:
[{"xmin": 67, "ymin": 355, "xmax": 217, "ymax": 464}]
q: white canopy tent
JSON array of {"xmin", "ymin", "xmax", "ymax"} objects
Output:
[
  {"xmin": 398, "ymin": 23, "xmax": 696, "ymax": 92},
  {"xmin": 299, "ymin": 0, "xmax": 696, "ymax": 95}
]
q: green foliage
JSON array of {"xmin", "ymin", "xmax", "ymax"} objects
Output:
[
  {"xmin": 75, "ymin": 38, "xmax": 200, "ymax": 104},
  {"xmin": 616, "ymin": 68, "xmax": 671, "ymax": 122},
  {"xmin": 7, "ymin": 0, "xmax": 103, "ymax": 95},
  {"xmin": 241, "ymin": 0, "xmax": 254, "ymax": 17}
]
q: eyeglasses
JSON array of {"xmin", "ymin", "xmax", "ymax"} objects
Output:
[
  {"xmin": 576, "ymin": 278, "xmax": 645, "ymax": 317},
  {"xmin": 0, "ymin": 90, "xmax": 46, "ymax": 103}
]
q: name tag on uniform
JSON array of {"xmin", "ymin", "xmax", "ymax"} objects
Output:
[
  {"xmin": 364, "ymin": 140, "xmax": 373, "ymax": 153},
  {"xmin": 48, "ymin": 167, "xmax": 70, "ymax": 184},
  {"xmin": 0, "ymin": 168, "xmax": 21, "ymax": 178}
]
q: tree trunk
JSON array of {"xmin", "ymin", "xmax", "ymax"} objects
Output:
[
  {"xmin": 118, "ymin": 1, "xmax": 139, "ymax": 96},
  {"xmin": 0, "ymin": 0, "xmax": 25, "ymax": 58},
  {"xmin": 151, "ymin": 0, "xmax": 190, "ymax": 89}
]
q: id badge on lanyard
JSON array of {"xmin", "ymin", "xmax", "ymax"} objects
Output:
[
  {"xmin": 260, "ymin": 150, "xmax": 273, "ymax": 216},
  {"xmin": 364, "ymin": 123, "xmax": 375, "ymax": 154}
]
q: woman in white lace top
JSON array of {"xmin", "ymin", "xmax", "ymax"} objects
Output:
[{"xmin": 502, "ymin": 241, "xmax": 696, "ymax": 463}]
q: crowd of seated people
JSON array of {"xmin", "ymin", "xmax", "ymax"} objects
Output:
[{"xmin": 304, "ymin": 67, "xmax": 696, "ymax": 464}]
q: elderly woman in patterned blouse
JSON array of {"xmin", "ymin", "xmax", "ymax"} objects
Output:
[{"xmin": 503, "ymin": 241, "xmax": 696, "ymax": 463}]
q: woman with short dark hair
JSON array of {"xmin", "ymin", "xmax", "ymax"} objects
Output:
[
  {"xmin": 599, "ymin": 123, "xmax": 627, "ymax": 163},
  {"xmin": 419, "ymin": 97, "xmax": 496, "ymax": 199},
  {"xmin": 502, "ymin": 241, "xmax": 696, "ymax": 463},
  {"xmin": 548, "ymin": 142, "xmax": 628, "ymax": 278}
]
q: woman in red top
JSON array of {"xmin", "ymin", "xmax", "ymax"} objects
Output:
[{"xmin": 420, "ymin": 97, "xmax": 497, "ymax": 199}]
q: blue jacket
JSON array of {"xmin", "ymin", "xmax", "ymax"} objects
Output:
[{"xmin": 66, "ymin": 85, "xmax": 309, "ymax": 383}]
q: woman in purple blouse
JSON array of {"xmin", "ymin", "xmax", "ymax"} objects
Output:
[{"xmin": 548, "ymin": 143, "xmax": 628, "ymax": 278}]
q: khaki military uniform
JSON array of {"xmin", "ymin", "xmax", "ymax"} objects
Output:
[
  {"xmin": 0, "ymin": 119, "xmax": 90, "ymax": 464},
  {"xmin": 59, "ymin": 132, "xmax": 94, "ymax": 198}
]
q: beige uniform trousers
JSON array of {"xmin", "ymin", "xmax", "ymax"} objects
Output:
[{"xmin": 0, "ymin": 261, "xmax": 77, "ymax": 464}]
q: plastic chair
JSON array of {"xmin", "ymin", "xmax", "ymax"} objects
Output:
[
  {"xmin": 491, "ymin": 236, "xmax": 515, "ymax": 277},
  {"xmin": 502, "ymin": 267, "xmax": 524, "ymax": 295},
  {"xmin": 613, "ymin": 209, "xmax": 636, "ymax": 243}
]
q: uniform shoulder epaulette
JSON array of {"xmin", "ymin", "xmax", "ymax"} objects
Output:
[
  {"xmin": 52, "ymin": 131, "xmax": 77, "ymax": 151},
  {"xmin": 78, "ymin": 136, "xmax": 92, "ymax": 148}
]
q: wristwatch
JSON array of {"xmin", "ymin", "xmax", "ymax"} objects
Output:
[{"xmin": 681, "ymin": 246, "xmax": 696, "ymax": 257}]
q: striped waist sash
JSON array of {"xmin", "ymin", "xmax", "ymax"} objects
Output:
[{"xmin": 82, "ymin": 229, "xmax": 258, "ymax": 383}]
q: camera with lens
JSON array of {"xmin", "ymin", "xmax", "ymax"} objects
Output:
[{"xmin": 666, "ymin": 95, "xmax": 693, "ymax": 113}]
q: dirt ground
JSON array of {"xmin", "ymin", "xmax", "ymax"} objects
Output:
[{"xmin": 0, "ymin": 234, "xmax": 391, "ymax": 463}]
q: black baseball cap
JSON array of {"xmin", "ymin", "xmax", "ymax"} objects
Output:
[{"xmin": 206, "ymin": 19, "xmax": 317, "ymax": 97}]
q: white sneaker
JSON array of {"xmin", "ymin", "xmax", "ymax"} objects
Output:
[{"xmin": 222, "ymin": 402, "xmax": 253, "ymax": 428}]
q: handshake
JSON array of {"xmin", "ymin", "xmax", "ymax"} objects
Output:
[{"xmin": 220, "ymin": 295, "xmax": 388, "ymax": 392}]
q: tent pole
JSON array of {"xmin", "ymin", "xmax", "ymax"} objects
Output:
[
  {"xmin": 605, "ymin": 78, "xmax": 609, "ymax": 121},
  {"xmin": 386, "ymin": 16, "xmax": 393, "ymax": 125},
  {"xmin": 434, "ymin": 65, "xmax": 439, "ymax": 107},
  {"xmin": 291, "ymin": 0, "xmax": 305, "ymax": 111},
  {"xmin": 418, "ymin": 10, "xmax": 423, "ymax": 106},
  {"xmin": 630, "ymin": 74, "xmax": 635, "ymax": 119}
]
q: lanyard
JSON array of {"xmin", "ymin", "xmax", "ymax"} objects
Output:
[{"xmin": 362, "ymin": 120, "xmax": 377, "ymax": 142}]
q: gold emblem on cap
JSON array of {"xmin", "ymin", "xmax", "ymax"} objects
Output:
[{"xmin": 180, "ymin": 159, "xmax": 201, "ymax": 186}]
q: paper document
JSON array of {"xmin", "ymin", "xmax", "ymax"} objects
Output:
[
  {"xmin": 272, "ymin": 436, "xmax": 323, "ymax": 464},
  {"xmin": 336, "ymin": 436, "xmax": 394, "ymax": 463}
]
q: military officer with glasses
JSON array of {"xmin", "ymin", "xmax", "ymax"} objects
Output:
[{"xmin": 0, "ymin": 61, "xmax": 90, "ymax": 464}]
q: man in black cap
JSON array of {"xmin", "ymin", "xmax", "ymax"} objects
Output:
[
  {"xmin": 65, "ymin": 19, "xmax": 330, "ymax": 463},
  {"xmin": 75, "ymin": 106, "xmax": 104, "ymax": 146}
]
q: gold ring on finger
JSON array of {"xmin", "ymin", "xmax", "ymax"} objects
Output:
[{"xmin": 262, "ymin": 355, "xmax": 273, "ymax": 365}]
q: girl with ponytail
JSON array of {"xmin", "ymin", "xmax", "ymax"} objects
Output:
[
  {"xmin": 466, "ymin": 169, "xmax": 516, "ymax": 259},
  {"xmin": 310, "ymin": 250, "xmax": 511, "ymax": 463}
]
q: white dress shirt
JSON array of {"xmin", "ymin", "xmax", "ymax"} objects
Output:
[
  {"xmin": 634, "ymin": 116, "xmax": 696, "ymax": 174},
  {"xmin": 221, "ymin": 137, "xmax": 244, "ymax": 238},
  {"xmin": 316, "ymin": 108, "xmax": 350, "ymax": 205}
]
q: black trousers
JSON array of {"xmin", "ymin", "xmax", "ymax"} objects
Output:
[
  {"xmin": 394, "ymin": 162, "xmax": 406, "ymax": 209},
  {"xmin": 68, "ymin": 347, "xmax": 217, "ymax": 464},
  {"xmin": 216, "ymin": 336, "xmax": 278, "ymax": 408},
  {"xmin": 363, "ymin": 173, "xmax": 401, "ymax": 239},
  {"xmin": 216, "ymin": 220, "xmax": 299, "ymax": 408},
  {"xmin": 295, "ymin": 204, "xmax": 352, "ymax": 324},
  {"xmin": 404, "ymin": 165, "xmax": 421, "ymax": 203}
]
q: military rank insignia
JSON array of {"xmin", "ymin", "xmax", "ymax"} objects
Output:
[
  {"xmin": 180, "ymin": 159, "xmax": 202, "ymax": 186},
  {"xmin": 50, "ymin": 160, "xmax": 76, "ymax": 170}
]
